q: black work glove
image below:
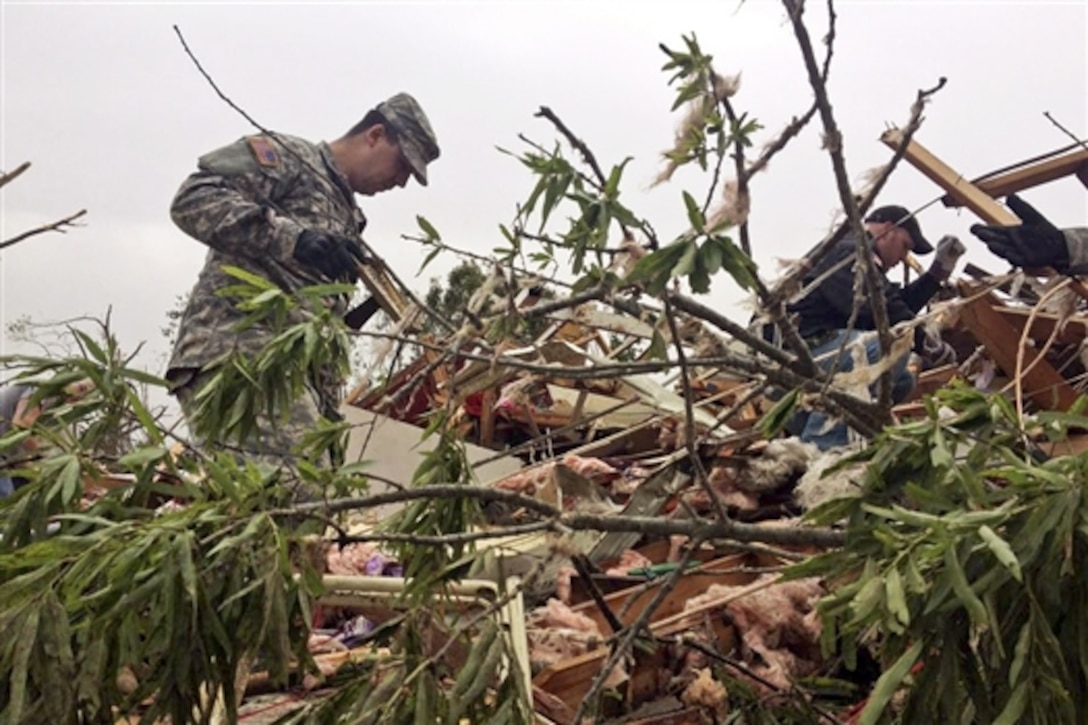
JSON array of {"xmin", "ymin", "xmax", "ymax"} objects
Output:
[
  {"xmin": 293, "ymin": 230, "xmax": 370, "ymax": 282},
  {"xmin": 970, "ymin": 194, "xmax": 1070, "ymax": 272}
]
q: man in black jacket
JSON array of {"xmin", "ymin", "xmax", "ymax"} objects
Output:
[{"xmin": 787, "ymin": 205, "xmax": 963, "ymax": 450}]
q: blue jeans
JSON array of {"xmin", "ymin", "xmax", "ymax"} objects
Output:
[{"xmin": 799, "ymin": 330, "xmax": 914, "ymax": 451}]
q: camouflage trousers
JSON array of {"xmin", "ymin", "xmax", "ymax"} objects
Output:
[{"xmin": 169, "ymin": 366, "xmax": 341, "ymax": 502}]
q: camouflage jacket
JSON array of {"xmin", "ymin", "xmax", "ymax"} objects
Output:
[{"xmin": 167, "ymin": 133, "xmax": 366, "ymax": 411}]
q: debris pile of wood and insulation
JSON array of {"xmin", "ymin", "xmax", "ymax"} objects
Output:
[{"xmin": 233, "ymin": 139, "xmax": 1088, "ymax": 722}]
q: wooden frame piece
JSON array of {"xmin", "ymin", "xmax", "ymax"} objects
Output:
[
  {"xmin": 940, "ymin": 148, "xmax": 1088, "ymax": 207},
  {"xmin": 995, "ymin": 307, "xmax": 1088, "ymax": 348},
  {"xmin": 880, "ymin": 129, "xmax": 1020, "ymax": 225},
  {"xmin": 956, "ymin": 281, "xmax": 1079, "ymax": 411}
]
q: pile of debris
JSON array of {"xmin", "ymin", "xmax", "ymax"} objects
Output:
[{"xmin": 230, "ymin": 137, "xmax": 1088, "ymax": 722}]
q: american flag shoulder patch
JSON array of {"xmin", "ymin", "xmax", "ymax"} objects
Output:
[{"xmin": 247, "ymin": 136, "xmax": 280, "ymax": 167}]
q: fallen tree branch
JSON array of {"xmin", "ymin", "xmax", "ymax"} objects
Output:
[{"xmin": 285, "ymin": 485, "xmax": 847, "ymax": 548}]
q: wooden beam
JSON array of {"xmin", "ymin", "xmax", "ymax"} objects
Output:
[
  {"xmin": 1044, "ymin": 434, "xmax": 1088, "ymax": 458},
  {"xmin": 1077, "ymin": 163, "xmax": 1088, "ymax": 190},
  {"xmin": 569, "ymin": 554, "xmax": 754, "ymax": 634},
  {"xmin": 956, "ymin": 281, "xmax": 1079, "ymax": 411},
  {"xmin": 479, "ymin": 388, "xmax": 497, "ymax": 448},
  {"xmin": 881, "ymin": 129, "xmax": 1020, "ymax": 225},
  {"xmin": 940, "ymin": 149, "xmax": 1088, "ymax": 207},
  {"xmin": 355, "ymin": 259, "xmax": 414, "ymax": 324},
  {"xmin": 995, "ymin": 307, "xmax": 1088, "ymax": 348},
  {"xmin": 533, "ymin": 583, "xmax": 744, "ymax": 715}
]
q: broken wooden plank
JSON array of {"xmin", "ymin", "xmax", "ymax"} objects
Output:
[
  {"xmin": 533, "ymin": 577, "xmax": 763, "ymax": 713},
  {"xmin": 956, "ymin": 280, "xmax": 1079, "ymax": 411},
  {"xmin": 880, "ymin": 129, "xmax": 1020, "ymax": 225},
  {"xmin": 355, "ymin": 258, "xmax": 415, "ymax": 324},
  {"xmin": 941, "ymin": 148, "xmax": 1088, "ymax": 207},
  {"xmin": 570, "ymin": 554, "xmax": 755, "ymax": 634},
  {"xmin": 531, "ymin": 609, "xmax": 737, "ymax": 717},
  {"xmin": 995, "ymin": 307, "xmax": 1088, "ymax": 348},
  {"xmin": 1044, "ymin": 434, "xmax": 1088, "ymax": 458}
]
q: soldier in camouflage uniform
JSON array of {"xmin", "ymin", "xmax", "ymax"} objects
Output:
[
  {"xmin": 971, "ymin": 194, "xmax": 1088, "ymax": 275},
  {"xmin": 167, "ymin": 93, "xmax": 440, "ymax": 483}
]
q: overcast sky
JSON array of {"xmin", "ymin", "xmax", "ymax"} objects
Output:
[{"xmin": 2, "ymin": 1, "xmax": 1086, "ymax": 387}]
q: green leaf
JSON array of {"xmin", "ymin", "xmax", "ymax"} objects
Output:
[
  {"xmin": 714, "ymin": 234, "xmax": 758, "ymax": 291},
  {"xmin": 1008, "ymin": 620, "xmax": 1031, "ymax": 688},
  {"xmin": 701, "ymin": 237, "xmax": 723, "ymax": 276},
  {"xmin": 419, "ymin": 245, "xmax": 443, "ymax": 272},
  {"xmin": 849, "ymin": 574, "xmax": 884, "ymax": 624},
  {"xmin": 759, "ymin": 388, "xmax": 800, "ymax": 439},
  {"xmin": 337, "ymin": 461, "xmax": 373, "ymax": 478},
  {"xmin": 58, "ymin": 455, "xmax": 82, "ymax": 504},
  {"xmin": 72, "ymin": 329, "xmax": 109, "ymax": 364},
  {"xmin": 858, "ymin": 640, "xmax": 924, "ymax": 725},
  {"xmin": 682, "ymin": 191, "xmax": 705, "ymax": 232},
  {"xmin": 8, "ymin": 605, "xmax": 42, "ymax": 724},
  {"xmin": 118, "ymin": 446, "xmax": 168, "ymax": 469},
  {"xmin": 122, "ymin": 386, "xmax": 165, "ymax": 446},
  {"xmin": 673, "ymin": 241, "xmax": 698, "ymax": 278},
  {"xmin": 931, "ymin": 427, "xmax": 954, "ymax": 467},
  {"xmin": 604, "ymin": 158, "xmax": 632, "ymax": 199},
  {"xmin": 220, "ymin": 265, "xmax": 278, "ymax": 291},
  {"xmin": 643, "ymin": 330, "xmax": 669, "ymax": 362},
  {"xmin": 885, "ymin": 566, "xmax": 910, "ymax": 628},
  {"xmin": 236, "ymin": 288, "xmax": 281, "ymax": 311},
  {"xmin": 689, "ymin": 246, "xmax": 711, "ymax": 293},
  {"xmin": 417, "ymin": 215, "xmax": 441, "ymax": 241},
  {"xmin": 978, "ymin": 524, "xmax": 1022, "ymax": 583},
  {"xmin": 944, "ymin": 545, "xmax": 989, "ymax": 628},
  {"xmin": 993, "ymin": 681, "xmax": 1029, "ymax": 725},
  {"xmin": 541, "ymin": 174, "xmax": 571, "ymax": 229}
]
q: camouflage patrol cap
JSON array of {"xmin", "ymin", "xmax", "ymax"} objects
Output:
[{"xmin": 376, "ymin": 92, "xmax": 440, "ymax": 186}]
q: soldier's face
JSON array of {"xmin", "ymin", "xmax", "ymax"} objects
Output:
[{"xmin": 353, "ymin": 128, "xmax": 413, "ymax": 195}]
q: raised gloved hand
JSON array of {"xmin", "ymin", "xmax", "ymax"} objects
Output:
[
  {"xmin": 930, "ymin": 234, "xmax": 966, "ymax": 280},
  {"xmin": 293, "ymin": 230, "xmax": 371, "ymax": 282},
  {"xmin": 970, "ymin": 194, "xmax": 1070, "ymax": 272}
]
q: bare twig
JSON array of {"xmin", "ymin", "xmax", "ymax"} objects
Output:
[
  {"xmin": 535, "ymin": 106, "xmax": 609, "ymax": 189},
  {"xmin": 1043, "ymin": 111, "xmax": 1088, "ymax": 152},
  {"xmin": 402, "ymin": 233, "xmax": 577, "ymax": 292},
  {"xmin": 0, "ymin": 162, "xmax": 31, "ymax": 189},
  {"xmin": 570, "ymin": 553, "xmax": 625, "ymax": 635},
  {"xmin": 1, "ymin": 209, "xmax": 88, "ymax": 250},
  {"xmin": 664, "ymin": 299, "xmax": 729, "ymax": 522}
]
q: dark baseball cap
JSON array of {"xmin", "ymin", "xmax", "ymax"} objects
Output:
[
  {"xmin": 376, "ymin": 92, "xmax": 440, "ymax": 186},
  {"xmin": 865, "ymin": 205, "xmax": 933, "ymax": 255}
]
